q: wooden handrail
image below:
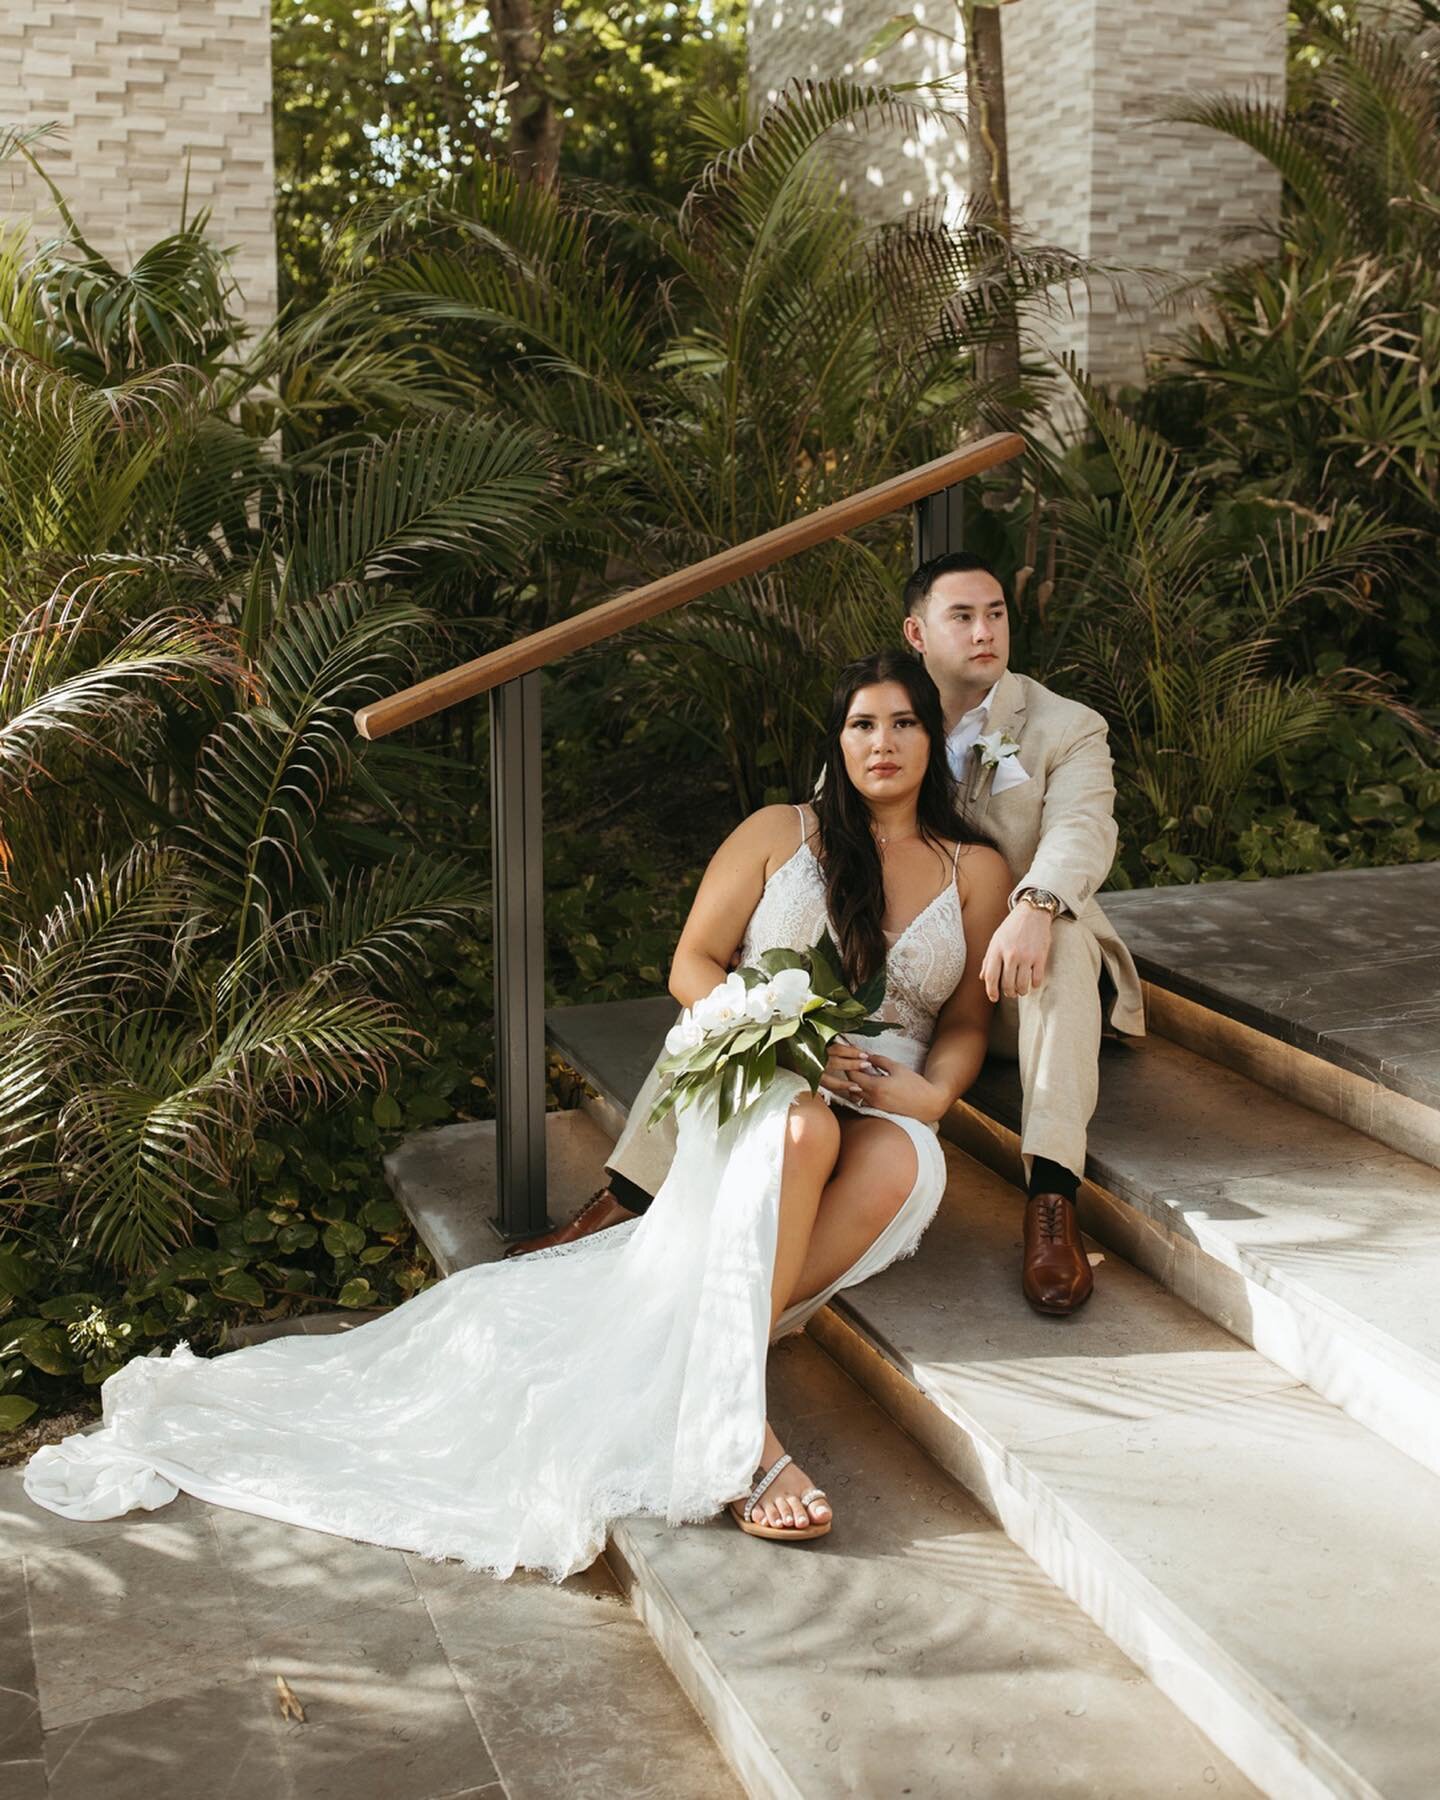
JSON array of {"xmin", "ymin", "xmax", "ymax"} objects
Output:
[{"xmin": 354, "ymin": 432, "xmax": 1025, "ymax": 739}]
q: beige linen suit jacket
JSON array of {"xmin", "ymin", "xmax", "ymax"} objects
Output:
[{"xmin": 963, "ymin": 670, "xmax": 1143, "ymax": 1036}]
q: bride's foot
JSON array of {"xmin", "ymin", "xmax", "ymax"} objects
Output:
[{"xmin": 730, "ymin": 1425, "xmax": 832, "ymax": 1537}]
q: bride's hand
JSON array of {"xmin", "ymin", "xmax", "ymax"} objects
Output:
[
  {"xmin": 819, "ymin": 1038, "xmax": 869, "ymax": 1105},
  {"xmin": 846, "ymin": 1052, "xmax": 947, "ymax": 1123}
]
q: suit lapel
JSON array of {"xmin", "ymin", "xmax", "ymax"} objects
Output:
[{"xmin": 965, "ymin": 670, "xmax": 1027, "ymax": 808}]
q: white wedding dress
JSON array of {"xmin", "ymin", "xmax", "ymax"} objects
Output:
[{"xmin": 24, "ymin": 810, "xmax": 967, "ymax": 1580}]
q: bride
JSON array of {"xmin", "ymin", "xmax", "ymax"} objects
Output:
[{"xmin": 24, "ymin": 649, "xmax": 1009, "ymax": 1577}]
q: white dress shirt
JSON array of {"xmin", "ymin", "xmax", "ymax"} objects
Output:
[{"xmin": 944, "ymin": 683, "xmax": 998, "ymax": 782}]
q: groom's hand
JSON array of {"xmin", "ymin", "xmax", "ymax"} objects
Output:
[{"xmin": 980, "ymin": 905, "xmax": 1053, "ymax": 1002}]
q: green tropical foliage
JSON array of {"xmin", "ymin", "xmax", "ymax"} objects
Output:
[
  {"xmin": 324, "ymin": 78, "xmax": 1083, "ymax": 809},
  {"xmin": 1015, "ymin": 364, "xmax": 1421, "ymax": 883},
  {"xmin": 272, "ymin": 0, "xmax": 747, "ymax": 309},
  {"xmin": 1145, "ymin": 3, "xmax": 1440, "ymax": 710},
  {"xmin": 0, "ymin": 156, "xmax": 561, "ymax": 1428}
]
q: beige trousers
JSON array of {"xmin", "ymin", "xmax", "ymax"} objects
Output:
[
  {"xmin": 986, "ymin": 915, "xmax": 1102, "ymax": 1182},
  {"xmin": 608, "ymin": 916, "xmax": 1106, "ymax": 1201}
]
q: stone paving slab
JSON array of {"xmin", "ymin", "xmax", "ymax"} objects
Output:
[
  {"xmin": 1101, "ymin": 863, "xmax": 1440, "ymax": 1109},
  {"xmin": 1, "ymin": 1386, "xmax": 740, "ymax": 1800}
]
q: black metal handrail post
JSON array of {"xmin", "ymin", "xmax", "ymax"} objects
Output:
[{"xmin": 489, "ymin": 671, "xmax": 548, "ymax": 1238}]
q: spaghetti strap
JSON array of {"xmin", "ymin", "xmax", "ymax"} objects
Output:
[
  {"xmin": 950, "ymin": 839, "xmax": 964, "ymax": 873},
  {"xmin": 793, "ymin": 802, "xmax": 813, "ymax": 853}
]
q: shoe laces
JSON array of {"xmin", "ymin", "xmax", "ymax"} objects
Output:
[
  {"xmin": 1033, "ymin": 1194, "xmax": 1068, "ymax": 1242},
  {"xmin": 573, "ymin": 1187, "xmax": 614, "ymax": 1227}
]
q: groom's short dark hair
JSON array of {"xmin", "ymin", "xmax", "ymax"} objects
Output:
[{"xmin": 903, "ymin": 551, "xmax": 1004, "ymax": 617}]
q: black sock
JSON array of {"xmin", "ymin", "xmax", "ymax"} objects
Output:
[
  {"xmin": 604, "ymin": 1167, "xmax": 654, "ymax": 1216},
  {"xmin": 1028, "ymin": 1156, "xmax": 1079, "ymax": 1202}
]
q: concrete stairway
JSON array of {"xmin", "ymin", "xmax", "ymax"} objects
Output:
[
  {"xmin": 533, "ymin": 865, "xmax": 1440, "ymax": 1799},
  {"xmin": 386, "ymin": 1111, "xmax": 1254, "ymax": 1800}
]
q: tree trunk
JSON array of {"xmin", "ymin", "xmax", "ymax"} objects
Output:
[
  {"xmin": 491, "ymin": 0, "xmax": 562, "ymax": 187},
  {"xmin": 965, "ymin": 3, "xmax": 1021, "ymax": 397}
]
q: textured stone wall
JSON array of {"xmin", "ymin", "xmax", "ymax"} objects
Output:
[
  {"xmin": 749, "ymin": 0, "xmax": 1286, "ymax": 387},
  {"xmin": 0, "ymin": 0, "xmax": 278, "ymax": 332},
  {"xmin": 747, "ymin": 0, "xmax": 969, "ymax": 216},
  {"xmin": 1005, "ymin": 0, "xmax": 1285, "ymax": 386}
]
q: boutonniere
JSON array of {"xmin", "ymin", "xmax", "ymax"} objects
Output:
[{"xmin": 974, "ymin": 728, "xmax": 1021, "ymax": 769}]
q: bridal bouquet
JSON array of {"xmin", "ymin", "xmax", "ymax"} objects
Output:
[{"xmin": 649, "ymin": 931, "xmax": 887, "ymax": 1129}]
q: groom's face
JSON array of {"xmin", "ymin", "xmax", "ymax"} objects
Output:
[{"xmin": 904, "ymin": 570, "xmax": 1010, "ymax": 689}]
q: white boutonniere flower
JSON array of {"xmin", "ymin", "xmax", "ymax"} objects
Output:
[
  {"xmin": 975, "ymin": 728, "xmax": 1021, "ymax": 769},
  {"xmin": 973, "ymin": 728, "xmax": 1030, "ymax": 793}
]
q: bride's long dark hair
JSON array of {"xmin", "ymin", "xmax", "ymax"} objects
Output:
[{"xmin": 812, "ymin": 650, "xmax": 990, "ymax": 990}]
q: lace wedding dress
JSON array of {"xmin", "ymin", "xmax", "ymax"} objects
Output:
[{"xmin": 24, "ymin": 809, "xmax": 967, "ymax": 1580}]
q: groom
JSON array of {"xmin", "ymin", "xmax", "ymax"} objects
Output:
[{"xmin": 510, "ymin": 551, "xmax": 1143, "ymax": 1315}]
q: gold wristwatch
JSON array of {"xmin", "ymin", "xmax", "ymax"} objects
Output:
[{"xmin": 1018, "ymin": 887, "xmax": 1063, "ymax": 917}]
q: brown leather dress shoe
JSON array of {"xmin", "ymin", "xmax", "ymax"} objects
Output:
[
  {"xmin": 502, "ymin": 1186, "xmax": 639, "ymax": 1258},
  {"xmin": 1022, "ymin": 1192, "xmax": 1094, "ymax": 1315}
]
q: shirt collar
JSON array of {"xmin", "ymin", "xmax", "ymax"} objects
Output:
[{"xmin": 950, "ymin": 681, "xmax": 998, "ymax": 735}]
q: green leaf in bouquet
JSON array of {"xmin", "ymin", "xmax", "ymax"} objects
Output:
[
  {"xmin": 729, "ymin": 1024, "xmax": 769, "ymax": 1054},
  {"xmin": 765, "ymin": 1016, "xmax": 801, "ymax": 1043},
  {"xmin": 809, "ymin": 1018, "xmax": 840, "ymax": 1044},
  {"xmin": 745, "ymin": 1045, "xmax": 777, "ymax": 1110},
  {"xmin": 758, "ymin": 947, "xmax": 808, "ymax": 976},
  {"xmin": 782, "ymin": 1023, "xmax": 828, "ymax": 1086},
  {"xmin": 737, "ymin": 966, "xmax": 768, "ymax": 990},
  {"xmin": 807, "ymin": 931, "xmax": 848, "ymax": 999},
  {"xmin": 717, "ymin": 1056, "xmax": 747, "ymax": 1128},
  {"xmin": 855, "ymin": 968, "xmax": 887, "ymax": 1013}
]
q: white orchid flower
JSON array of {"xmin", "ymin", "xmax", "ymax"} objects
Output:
[{"xmin": 768, "ymin": 966, "xmax": 814, "ymax": 1018}]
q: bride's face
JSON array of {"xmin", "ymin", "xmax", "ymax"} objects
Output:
[{"xmin": 840, "ymin": 681, "xmax": 930, "ymax": 804}]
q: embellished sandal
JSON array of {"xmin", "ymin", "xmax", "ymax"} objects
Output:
[{"xmin": 727, "ymin": 1452, "xmax": 832, "ymax": 1542}]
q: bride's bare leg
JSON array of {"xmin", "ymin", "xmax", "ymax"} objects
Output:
[
  {"xmin": 784, "ymin": 1116, "xmax": 919, "ymax": 1312},
  {"xmin": 745, "ymin": 1093, "xmax": 840, "ymax": 1533},
  {"xmin": 769, "ymin": 1093, "xmax": 840, "ymax": 1332}
]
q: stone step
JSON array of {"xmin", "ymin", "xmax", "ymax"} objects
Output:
[
  {"xmin": 813, "ymin": 1141, "xmax": 1440, "ymax": 1800},
  {"xmin": 543, "ymin": 996, "xmax": 1440, "ymax": 1796},
  {"xmin": 954, "ymin": 1033, "xmax": 1440, "ymax": 1486},
  {"xmin": 1100, "ymin": 866, "xmax": 1440, "ymax": 1170},
  {"xmin": 549, "ymin": 994, "xmax": 1440, "ymax": 1489},
  {"xmin": 384, "ymin": 1112, "xmax": 1254, "ymax": 1800}
]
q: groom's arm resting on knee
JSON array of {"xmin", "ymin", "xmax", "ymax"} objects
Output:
[
  {"xmin": 848, "ymin": 846, "xmax": 1011, "ymax": 1123},
  {"xmin": 979, "ymin": 714, "xmax": 1118, "ymax": 1000}
]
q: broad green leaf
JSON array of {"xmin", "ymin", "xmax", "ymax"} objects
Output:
[
  {"xmin": 358, "ymin": 1197, "xmax": 403, "ymax": 1232},
  {"xmin": 323, "ymin": 1221, "xmax": 366, "ymax": 1258},
  {"xmin": 213, "ymin": 1271, "xmax": 265, "ymax": 1307},
  {"xmin": 38, "ymin": 1294, "xmax": 101, "ymax": 1322},
  {"xmin": 0, "ymin": 1249, "xmax": 35, "ymax": 1298},
  {"xmin": 0, "ymin": 1316, "xmax": 45, "ymax": 1357},
  {"xmin": 337, "ymin": 1278, "xmax": 375, "ymax": 1308},
  {"xmin": 0, "ymin": 1396, "xmax": 38, "ymax": 1432},
  {"xmin": 21, "ymin": 1328, "xmax": 80, "ymax": 1375}
]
